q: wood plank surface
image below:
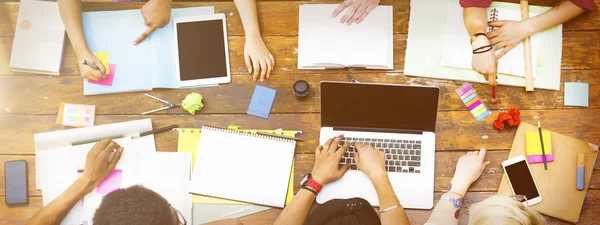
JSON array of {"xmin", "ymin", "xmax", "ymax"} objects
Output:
[
  {"xmin": 1, "ymin": 32, "xmax": 600, "ymax": 76},
  {"xmin": 1, "ymin": 109, "xmax": 598, "ymax": 154},
  {"xmin": 3, "ymin": 190, "xmax": 600, "ymax": 225},
  {"xmin": 1, "ymin": 0, "xmax": 599, "ymax": 37},
  {"xmin": 0, "ymin": 0, "xmax": 599, "ymax": 224},
  {"xmin": 0, "ymin": 70, "xmax": 599, "ymax": 115}
]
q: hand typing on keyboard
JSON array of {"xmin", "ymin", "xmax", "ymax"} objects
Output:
[
  {"xmin": 354, "ymin": 143, "xmax": 386, "ymax": 180},
  {"xmin": 311, "ymin": 135, "xmax": 351, "ymax": 185}
]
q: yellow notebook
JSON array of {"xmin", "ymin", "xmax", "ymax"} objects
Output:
[
  {"xmin": 526, "ymin": 130, "xmax": 552, "ymax": 156},
  {"xmin": 178, "ymin": 127, "xmax": 296, "ymax": 205}
]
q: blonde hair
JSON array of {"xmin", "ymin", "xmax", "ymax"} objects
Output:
[{"xmin": 468, "ymin": 195, "xmax": 544, "ymax": 225}]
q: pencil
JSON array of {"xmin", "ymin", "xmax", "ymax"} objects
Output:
[
  {"xmin": 491, "ymin": 86, "xmax": 497, "ymax": 104},
  {"xmin": 537, "ymin": 121, "xmax": 548, "ymax": 173},
  {"xmin": 256, "ymin": 132, "xmax": 304, "ymax": 141},
  {"xmin": 81, "ymin": 59, "xmax": 99, "ymax": 70}
]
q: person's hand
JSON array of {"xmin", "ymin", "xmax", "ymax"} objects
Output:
[
  {"xmin": 244, "ymin": 36, "xmax": 275, "ymax": 82},
  {"xmin": 79, "ymin": 139, "xmax": 124, "ymax": 190},
  {"xmin": 331, "ymin": 0, "xmax": 381, "ymax": 24},
  {"xmin": 471, "ymin": 36, "xmax": 498, "ymax": 86},
  {"xmin": 134, "ymin": 0, "xmax": 171, "ymax": 45},
  {"xmin": 353, "ymin": 143, "xmax": 386, "ymax": 180},
  {"xmin": 311, "ymin": 135, "xmax": 351, "ymax": 185},
  {"xmin": 77, "ymin": 53, "xmax": 106, "ymax": 81},
  {"xmin": 449, "ymin": 148, "xmax": 489, "ymax": 195},
  {"xmin": 488, "ymin": 20, "xmax": 535, "ymax": 58}
]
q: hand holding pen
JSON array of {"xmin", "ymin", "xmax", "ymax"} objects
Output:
[{"xmin": 79, "ymin": 53, "xmax": 106, "ymax": 81}]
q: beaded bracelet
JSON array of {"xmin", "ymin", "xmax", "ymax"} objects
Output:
[{"xmin": 441, "ymin": 194, "xmax": 463, "ymax": 208}]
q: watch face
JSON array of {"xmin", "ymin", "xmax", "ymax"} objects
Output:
[{"xmin": 300, "ymin": 174, "xmax": 310, "ymax": 186}]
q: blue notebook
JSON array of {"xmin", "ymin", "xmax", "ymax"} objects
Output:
[
  {"xmin": 82, "ymin": 7, "xmax": 214, "ymax": 95},
  {"xmin": 247, "ymin": 85, "xmax": 276, "ymax": 119}
]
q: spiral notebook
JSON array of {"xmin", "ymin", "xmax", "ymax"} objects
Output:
[
  {"xmin": 189, "ymin": 126, "xmax": 296, "ymax": 208},
  {"xmin": 440, "ymin": 3, "xmax": 541, "ymax": 78}
]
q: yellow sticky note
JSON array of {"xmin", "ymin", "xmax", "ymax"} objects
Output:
[
  {"xmin": 93, "ymin": 52, "xmax": 110, "ymax": 74},
  {"xmin": 178, "ymin": 128, "xmax": 296, "ymax": 206},
  {"xmin": 526, "ymin": 130, "xmax": 552, "ymax": 156}
]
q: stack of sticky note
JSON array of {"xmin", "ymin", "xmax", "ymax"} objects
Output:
[
  {"xmin": 455, "ymin": 84, "xmax": 491, "ymax": 122},
  {"xmin": 87, "ymin": 52, "xmax": 116, "ymax": 86},
  {"xmin": 526, "ymin": 130, "xmax": 554, "ymax": 163}
]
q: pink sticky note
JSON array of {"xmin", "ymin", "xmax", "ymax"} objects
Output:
[
  {"xmin": 96, "ymin": 169, "xmax": 123, "ymax": 195},
  {"xmin": 528, "ymin": 154, "xmax": 555, "ymax": 163},
  {"xmin": 88, "ymin": 64, "xmax": 116, "ymax": 86}
]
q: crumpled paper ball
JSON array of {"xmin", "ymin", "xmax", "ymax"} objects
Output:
[
  {"xmin": 181, "ymin": 93, "xmax": 204, "ymax": 115},
  {"xmin": 493, "ymin": 108, "xmax": 521, "ymax": 131}
]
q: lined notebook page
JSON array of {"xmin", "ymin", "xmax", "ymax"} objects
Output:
[{"xmin": 190, "ymin": 126, "xmax": 296, "ymax": 208}]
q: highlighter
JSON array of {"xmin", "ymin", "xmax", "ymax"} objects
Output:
[{"xmin": 577, "ymin": 153, "xmax": 585, "ymax": 190}]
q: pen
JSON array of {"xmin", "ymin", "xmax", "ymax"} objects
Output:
[
  {"xmin": 257, "ymin": 131, "xmax": 304, "ymax": 141},
  {"xmin": 81, "ymin": 59, "xmax": 100, "ymax": 70},
  {"xmin": 72, "ymin": 124, "xmax": 179, "ymax": 146},
  {"xmin": 537, "ymin": 121, "xmax": 548, "ymax": 173}
]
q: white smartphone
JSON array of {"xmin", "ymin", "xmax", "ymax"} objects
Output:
[{"xmin": 502, "ymin": 155, "xmax": 542, "ymax": 206}]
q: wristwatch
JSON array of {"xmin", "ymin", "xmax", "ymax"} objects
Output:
[
  {"xmin": 470, "ymin": 32, "xmax": 487, "ymax": 44},
  {"xmin": 300, "ymin": 173, "xmax": 323, "ymax": 196}
]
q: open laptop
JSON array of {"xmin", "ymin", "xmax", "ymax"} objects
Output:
[{"xmin": 317, "ymin": 81, "xmax": 439, "ymax": 209}]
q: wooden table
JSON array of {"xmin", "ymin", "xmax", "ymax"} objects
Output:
[{"xmin": 0, "ymin": 0, "xmax": 599, "ymax": 224}]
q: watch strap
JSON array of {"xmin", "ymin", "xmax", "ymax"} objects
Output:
[
  {"xmin": 306, "ymin": 178, "xmax": 323, "ymax": 193},
  {"xmin": 470, "ymin": 32, "xmax": 487, "ymax": 44}
]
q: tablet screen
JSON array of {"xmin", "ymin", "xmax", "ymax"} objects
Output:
[{"xmin": 176, "ymin": 19, "xmax": 228, "ymax": 81}]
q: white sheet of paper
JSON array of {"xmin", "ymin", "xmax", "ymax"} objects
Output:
[
  {"xmin": 440, "ymin": 3, "xmax": 541, "ymax": 78},
  {"xmin": 298, "ymin": 4, "xmax": 393, "ymax": 69},
  {"xmin": 39, "ymin": 148, "xmax": 85, "ymax": 225},
  {"xmin": 37, "ymin": 135, "xmax": 156, "ymax": 225},
  {"xmin": 80, "ymin": 136, "xmax": 156, "ymax": 225},
  {"xmin": 34, "ymin": 119, "xmax": 153, "ymax": 190},
  {"xmin": 139, "ymin": 152, "xmax": 192, "ymax": 223}
]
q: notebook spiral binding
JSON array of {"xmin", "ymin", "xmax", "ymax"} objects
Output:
[
  {"xmin": 488, "ymin": 8, "xmax": 499, "ymax": 32},
  {"xmin": 201, "ymin": 126, "xmax": 296, "ymax": 143}
]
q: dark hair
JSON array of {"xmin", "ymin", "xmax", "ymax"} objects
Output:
[{"xmin": 92, "ymin": 185, "xmax": 175, "ymax": 225}]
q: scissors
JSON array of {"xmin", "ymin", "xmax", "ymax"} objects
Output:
[{"xmin": 141, "ymin": 93, "xmax": 180, "ymax": 115}]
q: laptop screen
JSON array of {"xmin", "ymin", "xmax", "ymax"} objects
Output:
[{"xmin": 320, "ymin": 82, "xmax": 439, "ymax": 132}]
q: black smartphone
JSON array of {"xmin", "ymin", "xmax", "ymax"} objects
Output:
[{"xmin": 5, "ymin": 160, "xmax": 28, "ymax": 205}]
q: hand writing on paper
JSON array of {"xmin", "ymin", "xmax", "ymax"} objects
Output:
[
  {"xmin": 134, "ymin": 0, "xmax": 172, "ymax": 45},
  {"xmin": 78, "ymin": 53, "xmax": 106, "ymax": 81},
  {"xmin": 354, "ymin": 143, "xmax": 386, "ymax": 180},
  {"xmin": 488, "ymin": 20, "xmax": 535, "ymax": 59},
  {"xmin": 471, "ymin": 36, "xmax": 498, "ymax": 86},
  {"xmin": 79, "ymin": 139, "xmax": 124, "ymax": 191},
  {"xmin": 331, "ymin": 0, "xmax": 381, "ymax": 24},
  {"xmin": 450, "ymin": 148, "xmax": 489, "ymax": 195},
  {"xmin": 312, "ymin": 135, "xmax": 350, "ymax": 185},
  {"xmin": 245, "ymin": 36, "xmax": 275, "ymax": 82}
]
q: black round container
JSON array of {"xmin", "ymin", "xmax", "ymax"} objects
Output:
[{"xmin": 292, "ymin": 80, "xmax": 310, "ymax": 100}]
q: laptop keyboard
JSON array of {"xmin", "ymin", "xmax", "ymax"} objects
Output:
[{"xmin": 335, "ymin": 136, "xmax": 422, "ymax": 174}]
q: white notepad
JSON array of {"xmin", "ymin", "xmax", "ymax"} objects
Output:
[
  {"xmin": 298, "ymin": 4, "xmax": 393, "ymax": 70},
  {"xmin": 440, "ymin": 3, "xmax": 541, "ymax": 78},
  {"xmin": 190, "ymin": 126, "xmax": 296, "ymax": 208},
  {"xmin": 10, "ymin": 0, "xmax": 65, "ymax": 75}
]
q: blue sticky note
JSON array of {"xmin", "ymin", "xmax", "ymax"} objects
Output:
[
  {"xmin": 247, "ymin": 85, "xmax": 276, "ymax": 119},
  {"xmin": 564, "ymin": 82, "xmax": 589, "ymax": 107}
]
